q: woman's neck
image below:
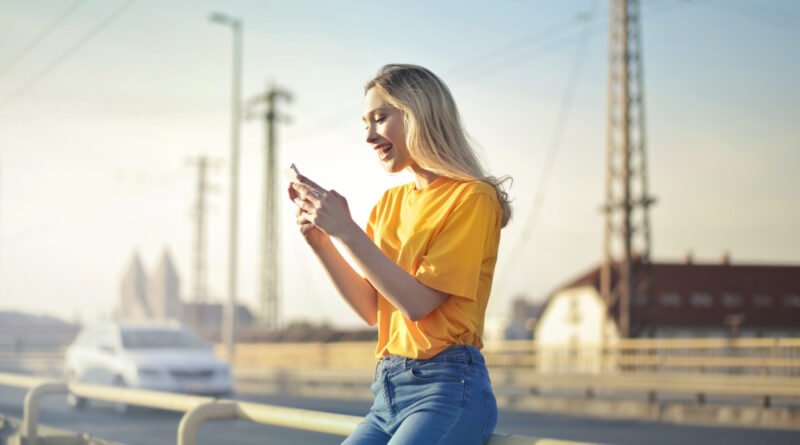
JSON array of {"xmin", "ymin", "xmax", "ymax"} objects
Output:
[{"xmin": 410, "ymin": 165, "xmax": 441, "ymax": 190}]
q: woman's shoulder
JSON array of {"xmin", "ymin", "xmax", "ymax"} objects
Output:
[
  {"xmin": 450, "ymin": 179, "xmax": 499, "ymax": 206},
  {"xmin": 461, "ymin": 179, "xmax": 495, "ymax": 196}
]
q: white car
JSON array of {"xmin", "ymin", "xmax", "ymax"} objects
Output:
[{"xmin": 65, "ymin": 321, "xmax": 233, "ymax": 411}]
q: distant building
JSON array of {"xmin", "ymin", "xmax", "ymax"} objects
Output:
[
  {"xmin": 118, "ymin": 249, "xmax": 253, "ymax": 339},
  {"xmin": 120, "ymin": 250, "xmax": 181, "ymax": 322},
  {"xmin": 505, "ymin": 297, "xmax": 541, "ymax": 340},
  {"xmin": 183, "ymin": 302, "xmax": 254, "ymax": 341},
  {"xmin": 147, "ymin": 250, "xmax": 183, "ymax": 321},
  {"xmin": 120, "ymin": 253, "xmax": 151, "ymax": 319},
  {"xmin": 535, "ymin": 258, "xmax": 800, "ymax": 350}
]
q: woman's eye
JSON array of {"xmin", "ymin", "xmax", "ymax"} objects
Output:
[{"xmin": 375, "ymin": 116, "xmax": 386, "ymax": 123}]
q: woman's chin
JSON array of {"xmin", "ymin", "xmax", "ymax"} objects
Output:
[{"xmin": 379, "ymin": 160, "xmax": 398, "ymax": 173}]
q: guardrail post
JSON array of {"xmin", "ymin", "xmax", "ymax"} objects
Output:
[
  {"xmin": 22, "ymin": 382, "xmax": 68, "ymax": 445},
  {"xmin": 177, "ymin": 401, "xmax": 238, "ymax": 445}
]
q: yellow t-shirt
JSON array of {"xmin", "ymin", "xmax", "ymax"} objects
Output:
[{"xmin": 366, "ymin": 176, "xmax": 502, "ymax": 359}]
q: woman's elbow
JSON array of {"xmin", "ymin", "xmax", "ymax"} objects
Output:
[
  {"xmin": 364, "ymin": 314, "xmax": 378, "ymax": 326},
  {"xmin": 404, "ymin": 308, "xmax": 433, "ymax": 322}
]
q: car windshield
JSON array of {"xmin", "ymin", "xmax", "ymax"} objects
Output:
[{"xmin": 121, "ymin": 329, "xmax": 207, "ymax": 349}]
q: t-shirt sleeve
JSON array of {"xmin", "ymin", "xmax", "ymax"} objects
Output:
[
  {"xmin": 366, "ymin": 202, "xmax": 378, "ymax": 242},
  {"xmin": 414, "ymin": 191, "xmax": 500, "ymax": 301}
]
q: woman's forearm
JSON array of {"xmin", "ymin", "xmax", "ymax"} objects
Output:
[
  {"xmin": 335, "ymin": 224, "xmax": 448, "ymax": 322},
  {"xmin": 308, "ymin": 236, "xmax": 379, "ymax": 325}
]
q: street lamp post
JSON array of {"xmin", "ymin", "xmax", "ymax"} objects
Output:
[{"xmin": 209, "ymin": 12, "xmax": 242, "ymax": 362}]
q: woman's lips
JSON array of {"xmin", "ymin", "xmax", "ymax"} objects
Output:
[{"xmin": 377, "ymin": 144, "xmax": 393, "ymax": 160}]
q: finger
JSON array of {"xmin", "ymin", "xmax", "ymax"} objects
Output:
[
  {"xmin": 287, "ymin": 183, "xmax": 299, "ymax": 201},
  {"xmin": 297, "ymin": 213, "xmax": 313, "ymax": 226},
  {"xmin": 293, "ymin": 197, "xmax": 316, "ymax": 213},
  {"xmin": 292, "ymin": 182, "xmax": 322, "ymax": 204},
  {"xmin": 296, "ymin": 174, "xmax": 328, "ymax": 195}
]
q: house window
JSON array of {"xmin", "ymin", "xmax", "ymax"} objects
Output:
[
  {"xmin": 753, "ymin": 294, "xmax": 774, "ymax": 308},
  {"xmin": 691, "ymin": 292, "xmax": 713, "ymax": 308},
  {"xmin": 783, "ymin": 294, "xmax": 800, "ymax": 308},
  {"xmin": 660, "ymin": 292, "xmax": 681, "ymax": 307},
  {"xmin": 565, "ymin": 295, "xmax": 581, "ymax": 324},
  {"xmin": 722, "ymin": 292, "xmax": 743, "ymax": 308}
]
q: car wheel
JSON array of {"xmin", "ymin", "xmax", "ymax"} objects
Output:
[
  {"xmin": 66, "ymin": 393, "xmax": 87, "ymax": 410},
  {"xmin": 112, "ymin": 375, "xmax": 128, "ymax": 414},
  {"xmin": 66, "ymin": 370, "xmax": 87, "ymax": 410}
]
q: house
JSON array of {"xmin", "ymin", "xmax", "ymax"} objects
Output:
[{"xmin": 534, "ymin": 256, "xmax": 800, "ymax": 372}]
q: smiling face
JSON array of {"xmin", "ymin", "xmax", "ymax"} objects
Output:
[{"xmin": 362, "ymin": 88, "xmax": 414, "ymax": 173}]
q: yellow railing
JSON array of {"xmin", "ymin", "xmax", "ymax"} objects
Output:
[
  {"xmin": 222, "ymin": 338, "xmax": 800, "ymax": 377},
  {"xmin": 0, "ymin": 372, "xmax": 593, "ymax": 445}
]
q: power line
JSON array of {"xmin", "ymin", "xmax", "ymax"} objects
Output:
[
  {"xmin": 493, "ymin": 0, "xmax": 707, "ymax": 300},
  {"xmin": 0, "ymin": 0, "xmax": 138, "ymax": 111},
  {"xmin": 284, "ymin": 0, "xmax": 686, "ymax": 147},
  {"xmin": 285, "ymin": 12, "xmax": 596, "ymax": 145},
  {"xmin": 706, "ymin": 0, "xmax": 800, "ymax": 31},
  {"xmin": 0, "ymin": 0, "xmax": 88, "ymax": 78},
  {"xmin": 448, "ymin": 16, "xmax": 592, "ymax": 83},
  {"xmin": 492, "ymin": 0, "xmax": 598, "ymax": 301}
]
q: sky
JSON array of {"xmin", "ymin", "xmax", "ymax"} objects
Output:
[{"xmin": 0, "ymin": 0, "xmax": 798, "ymax": 329}]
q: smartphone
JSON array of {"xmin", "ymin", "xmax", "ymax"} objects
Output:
[{"xmin": 283, "ymin": 163, "xmax": 300, "ymax": 182}]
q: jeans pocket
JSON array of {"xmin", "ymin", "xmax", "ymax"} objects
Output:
[{"xmin": 408, "ymin": 363, "xmax": 465, "ymax": 382}]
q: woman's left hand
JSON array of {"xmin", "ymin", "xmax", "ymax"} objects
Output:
[{"xmin": 291, "ymin": 175, "xmax": 356, "ymax": 240}]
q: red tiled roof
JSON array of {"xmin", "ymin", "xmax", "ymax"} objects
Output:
[{"xmin": 550, "ymin": 262, "xmax": 800, "ymax": 328}]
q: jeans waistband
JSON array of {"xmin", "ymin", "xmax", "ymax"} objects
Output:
[{"xmin": 378, "ymin": 345, "xmax": 484, "ymax": 373}]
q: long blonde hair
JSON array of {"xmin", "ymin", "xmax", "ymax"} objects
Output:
[{"xmin": 365, "ymin": 64, "xmax": 513, "ymax": 227}]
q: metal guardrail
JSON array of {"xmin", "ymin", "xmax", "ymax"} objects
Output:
[
  {"xmin": 0, "ymin": 372, "xmax": 597, "ymax": 445},
  {"xmin": 223, "ymin": 338, "xmax": 800, "ymax": 377},
  {"xmin": 232, "ymin": 366, "xmax": 800, "ymax": 408},
  {"xmin": 4, "ymin": 338, "xmax": 800, "ymax": 378}
]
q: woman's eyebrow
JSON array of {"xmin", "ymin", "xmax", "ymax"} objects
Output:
[{"xmin": 362, "ymin": 106, "xmax": 390, "ymax": 122}]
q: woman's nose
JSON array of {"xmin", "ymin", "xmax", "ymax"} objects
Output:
[{"xmin": 365, "ymin": 124, "xmax": 378, "ymax": 143}]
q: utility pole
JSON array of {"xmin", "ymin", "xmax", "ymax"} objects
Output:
[
  {"xmin": 209, "ymin": 12, "xmax": 242, "ymax": 360},
  {"xmin": 0, "ymin": 164, "xmax": 3, "ymax": 302},
  {"xmin": 601, "ymin": 0, "xmax": 655, "ymax": 339},
  {"xmin": 247, "ymin": 84, "xmax": 292, "ymax": 331},
  {"xmin": 186, "ymin": 156, "xmax": 221, "ymax": 331}
]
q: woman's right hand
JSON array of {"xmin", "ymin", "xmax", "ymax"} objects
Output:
[
  {"xmin": 296, "ymin": 206, "xmax": 329, "ymax": 247},
  {"xmin": 288, "ymin": 182, "xmax": 329, "ymax": 248}
]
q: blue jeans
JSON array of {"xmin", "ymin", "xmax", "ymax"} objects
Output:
[{"xmin": 341, "ymin": 345, "xmax": 498, "ymax": 445}]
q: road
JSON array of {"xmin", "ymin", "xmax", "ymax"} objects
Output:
[{"xmin": 1, "ymin": 386, "xmax": 799, "ymax": 445}]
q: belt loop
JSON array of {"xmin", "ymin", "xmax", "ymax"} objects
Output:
[{"xmin": 467, "ymin": 345, "xmax": 477, "ymax": 364}]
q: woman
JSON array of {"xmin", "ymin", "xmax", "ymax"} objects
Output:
[{"xmin": 288, "ymin": 64, "xmax": 512, "ymax": 444}]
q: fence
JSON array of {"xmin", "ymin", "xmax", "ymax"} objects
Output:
[
  {"xmin": 224, "ymin": 338, "xmax": 800, "ymax": 377},
  {"xmin": 0, "ymin": 372, "xmax": 596, "ymax": 445}
]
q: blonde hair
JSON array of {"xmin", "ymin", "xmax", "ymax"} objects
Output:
[{"xmin": 365, "ymin": 64, "xmax": 513, "ymax": 227}]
